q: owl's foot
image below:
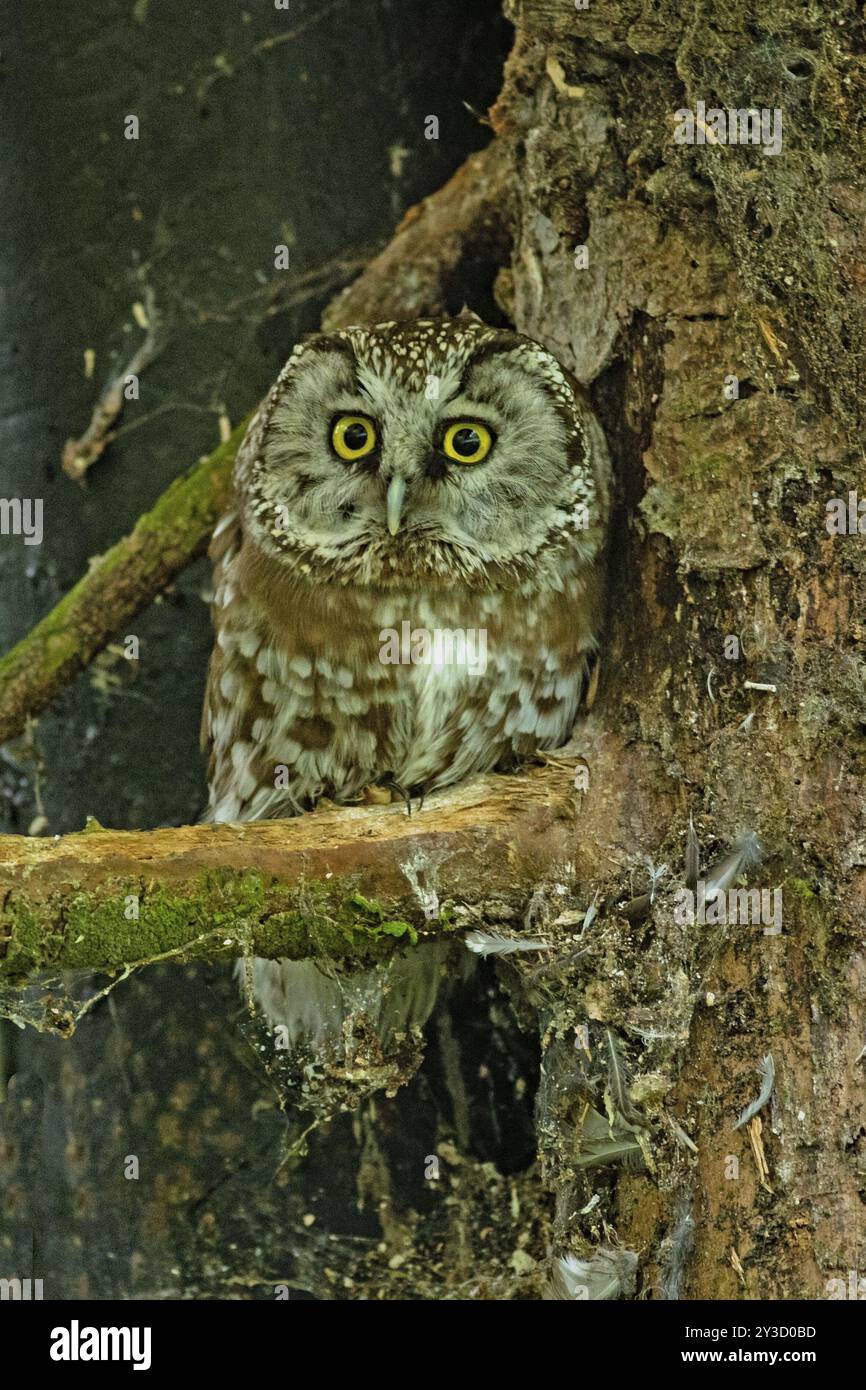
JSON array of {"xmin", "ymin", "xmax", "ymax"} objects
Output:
[
  {"xmin": 360, "ymin": 777, "xmax": 414, "ymax": 815},
  {"xmin": 383, "ymin": 776, "xmax": 414, "ymax": 817},
  {"xmin": 364, "ymin": 774, "xmax": 427, "ymax": 817},
  {"xmin": 361, "ymin": 783, "xmax": 394, "ymax": 806}
]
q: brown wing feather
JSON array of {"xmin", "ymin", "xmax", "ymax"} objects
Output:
[{"xmin": 199, "ymin": 509, "xmax": 242, "ymax": 758}]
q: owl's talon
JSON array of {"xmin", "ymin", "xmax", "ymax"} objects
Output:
[{"xmin": 383, "ymin": 778, "xmax": 413, "ymax": 817}]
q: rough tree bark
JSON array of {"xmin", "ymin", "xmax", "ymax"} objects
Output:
[
  {"xmin": 2, "ymin": 0, "xmax": 864, "ymax": 1300},
  {"xmin": 483, "ymin": 0, "xmax": 865, "ymax": 1301}
]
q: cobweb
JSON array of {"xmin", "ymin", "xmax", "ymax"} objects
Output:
[{"xmin": 0, "ymin": 967, "xmax": 143, "ymax": 1035}]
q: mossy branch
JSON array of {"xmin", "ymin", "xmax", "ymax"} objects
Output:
[
  {"xmin": 0, "ymin": 422, "xmax": 247, "ymax": 746},
  {"xmin": 0, "ymin": 757, "xmax": 578, "ymax": 983},
  {"xmin": 0, "ymin": 141, "xmax": 511, "ymax": 747}
]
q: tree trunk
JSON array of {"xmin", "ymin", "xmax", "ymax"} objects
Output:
[{"xmin": 485, "ymin": 0, "xmax": 866, "ymax": 1299}]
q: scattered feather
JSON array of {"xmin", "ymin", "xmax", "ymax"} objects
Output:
[
  {"xmin": 733, "ymin": 1052, "xmax": 775, "ymax": 1130},
  {"xmin": 746, "ymin": 1113, "xmax": 773, "ymax": 1192},
  {"xmin": 668, "ymin": 1114, "xmax": 698, "ymax": 1154},
  {"xmin": 575, "ymin": 1105, "xmax": 643, "ymax": 1170},
  {"xmin": 643, "ymin": 856, "xmax": 668, "ymax": 903},
  {"xmin": 604, "ymin": 1028, "xmax": 649, "ymax": 1128},
  {"xmin": 685, "ymin": 814, "xmax": 700, "ymax": 892},
  {"xmin": 730, "ymin": 1247, "xmax": 746, "ymax": 1287},
  {"xmin": 548, "ymin": 1246, "xmax": 638, "ymax": 1301},
  {"xmin": 705, "ymin": 829, "xmax": 763, "ymax": 897},
  {"xmin": 660, "ymin": 1191, "xmax": 695, "ymax": 1301},
  {"xmin": 464, "ymin": 929, "xmax": 554, "ymax": 958}
]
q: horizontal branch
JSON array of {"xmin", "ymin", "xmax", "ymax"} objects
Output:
[
  {"xmin": 0, "ymin": 757, "xmax": 579, "ymax": 982},
  {"xmin": 0, "ymin": 141, "xmax": 510, "ymax": 747}
]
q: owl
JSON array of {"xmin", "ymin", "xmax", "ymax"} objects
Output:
[{"xmin": 202, "ymin": 315, "xmax": 610, "ymax": 1054}]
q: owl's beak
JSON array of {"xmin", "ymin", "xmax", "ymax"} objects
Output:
[{"xmin": 386, "ymin": 475, "xmax": 407, "ymax": 536}]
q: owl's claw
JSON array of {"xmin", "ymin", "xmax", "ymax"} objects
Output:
[
  {"xmin": 373, "ymin": 775, "xmax": 427, "ymax": 817},
  {"xmin": 383, "ymin": 777, "xmax": 413, "ymax": 816}
]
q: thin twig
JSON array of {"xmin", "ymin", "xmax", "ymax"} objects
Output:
[{"xmin": 62, "ymin": 286, "xmax": 166, "ymax": 481}]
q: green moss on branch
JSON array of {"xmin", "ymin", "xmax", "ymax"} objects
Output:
[
  {"xmin": 0, "ymin": 867, "xmax": 437, "ymax": 984},
  {"xmin": 0, "ymin": 419, "xmax": 249, "ymax": 745}
]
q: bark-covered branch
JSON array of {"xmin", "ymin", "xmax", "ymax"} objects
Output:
[
  {"xmin": 0, "ymin": 423, "xmax": 245, "ymax": 746},
  {"xmin": 0, "ymin": 750, "xmax": 596, "ymax": 983},
  {"xmin": 0, "ymin": 141, "xmax": 512, "ymax": 747}
]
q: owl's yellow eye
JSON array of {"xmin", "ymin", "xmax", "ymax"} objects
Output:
[
  {"xmin": 441, "ymin": 421, "xmax": 493, "ymax": 465},
  {"xmin": 332, "ymin": 415, "xmax": 377, "ymax": 460}
]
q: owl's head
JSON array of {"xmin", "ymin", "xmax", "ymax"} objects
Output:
[{"xmin": 234, "ymin": 315, "xmax": 608, "ymax": 590}]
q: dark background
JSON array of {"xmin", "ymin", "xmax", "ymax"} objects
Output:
[{"xmin": 0, "ymin": 0, "xmax": 520, "ymax": 1298}]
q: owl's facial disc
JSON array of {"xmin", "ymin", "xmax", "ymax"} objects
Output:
[{"xmin": 248, "ymin": 322, "xmax": 596, "ymax": 584}]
